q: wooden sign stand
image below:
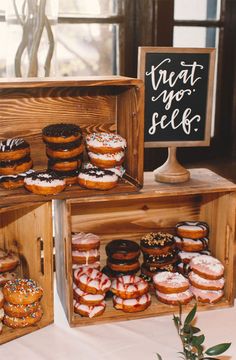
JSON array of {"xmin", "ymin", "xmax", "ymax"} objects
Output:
[{"xmin": 153, "ymin": 147, "xmax": 190, "ymax": 183}]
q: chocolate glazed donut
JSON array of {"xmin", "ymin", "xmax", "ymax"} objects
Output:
[{"xmin": 105, "ymin": 239, "xmax": 140, "ymax": 260}]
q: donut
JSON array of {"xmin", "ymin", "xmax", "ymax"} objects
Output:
[
  {"xmin": 4, "ymin": 301, "xmax": 40, "ymax": 318},
  {"xmin": 178, "ymin": 251, "xmax": 203, "ymax": 264},
  {"xmin": 189, "ymin": 255, "xmax": 224, "ymax": 280},
  {"xmin": 156, "ymin": 289, "xmax": 193, "ymax": 305},
  {"xmin": 143, "ymin": 248, "xmax": 179, "ymax": 267},
  {"xmin": 48, "ymin": 154, "xmax": 83, "ymax": 172},
  {"xmin": 0, "ymin": 249, "xmax": 19, "ymax": 273},
  {"xmin": 110, "ymin": 275, "xmax": 149, "ymax": 299},
  {"xmin": 74, "ymin": 299, "xmax": 105, "ymax": 318},
  {"xmin": 72, "ymin": 249, "xmax": 100, "ymax": 265},
  {"xmin": 0, "ymin": 321, "xmax": 2, "ymax": 334},
  {"xmin": 53, "ymin": 169, "xmax": 79, "ymax": 185},
  {"xmin": 3, "ymin": 305, "xmax": 43, "ymax": 328},
  {"xmin": 0, "ymin": 138, "xmax": 30, "ymax": 161},
  {"xmin": 46, "ymin": 142, "xmax": 84, "ymax": 160},
  {"xmin": 0, "ymin": 307, "xmax": 4, "ymax": 320},
  {"xmin": 0, "ymin": 155, "xmax": 33, "ymax": 175},
  {"xmin": 141, "ymin": 262, "xmax": 178, "ymax": 278},
  {"xmin": 190, "ymin": 286, "xmax": 224, "ymax": 304},
  {"xmin": 74, "ymin": 267, "xmax": 111, "ymax": 295},
  {"xmin": 72, "ymin": 232, "xmax": 100, "ymax": 251},
  {"xmin": 0, "ymin": 289, "xmax": 4, "ymax": 308},
  {"xmin": 174, "ymin": 236, "xmax": 209, "ymax": 252},
  {"xmin": 3, "ymin": 279, "xmax": 43, "ymax": 305},
  {"xmin": 0, "ymin": 169, "xmax": 35, "ymax": 190},
  {"xmin": 72, "ymin": 262, "xmax": 100, "ymax": 271},
  {"xmin": 0, "ymin": 271, "xmax": 17, "ymax": 286},
  {"xmin": 153, "ymin": 271, "xmax": 190, "ymax": 294},
  {"xmin": 83, "ymin": 162, "xmax": 125, "ymax": 178},
  {"xmin": 88, "ymin": 151, "xmax": 125, "ymax": 168},
  {"xmin": 42, "ymin": 123, "xmax": 82, "ymax": 144},
  {"xmin": 188, "ymin": 271, "xmax": 225, "ymax": 291},
  {"xmin": 113, "ymin": 293, "xmax": 151, "ymax": 312},
  {"xmin": 86, "ymin": 132, "xmax": 127, "ymax": 154},
  {"xmin": 107, "ymin": 258, "xmax": 140, "ymax": 273},
  {"xmin": 78, "ymin": 168, "xmax": 118, "ymax": 190},
  {"xmin": 73, "ymin": 283, "xmax": 105, "ymax": 305},
  {"xmin": 24, "ymin": 171, "xmax": 66, "ymax": 195},
  {"xmin": 176, "ymin": 221, "xmax": 209, "ymax": 239},
  {"xmin": 106, "ymin": 239, "xmax": 140, "ymax": 261},
  {"xmin": 140, "ymin": 232, "xmax": 176, "ymax": 256}
]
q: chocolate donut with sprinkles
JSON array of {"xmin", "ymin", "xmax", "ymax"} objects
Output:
[
  {"xmin": 141, "ymin": 232, "xmax": 176, "ymax": 256},
  {"xmin": 42, "ymin": 123, "xmax": 82, "ymax": 144},
  {"xmin": 0, "ymin": 138, "xmax": 30, "ymax": 161},
  {"xmin": 86, "ymin": 132, "xmax": 127, "ymax": 154}
]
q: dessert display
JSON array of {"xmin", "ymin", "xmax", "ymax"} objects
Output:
[
  {"xmin": 113, "ymin": 293, "xmax": 151, "ymax": 313},
  {"xmin": 24, "ymin": 171, "xmax": 66, "ymax": 195},
  {"xmin": 78, "ymin": 168, "xmax": 118, "ymax": 190}
]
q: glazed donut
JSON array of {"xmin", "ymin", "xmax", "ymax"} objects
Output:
[
  {"xmin": 3, "ymin": 279, "xmax": 43, "ymax": 305},
  {"xmin": 72, "ymin": 232, "xmax": 100, "ymax": 251},
  {"xmin": 74, "ymin": 299, "xmax": 105, "ymax": 318},
  {"xmin": 174, "ymin": 236, "xmax": 209, "ymax": 252},
  {"xmin": 0, "ymin": 155, "xmax": 33, "ymax": 175},
  {"xmin": 42, "ymin": 123, "xmax": 82, "ymax": 144},
  {"xmin": 141, "ymin": 232, "xmax": 176, "ymax": 256},
  {"xmin": 3, "ymin": 306, "xmax": 43, "ymax": 328},
  {"xmin": 78, "ymin": 169, "xmax": 118, "ymax": 190},
  {"xmin": 73, "ymin": 283, "xmax": 105, "ymax": 305},
  {"xmin": 0, "ymin": 289, "xmax": 4, "ymax": 308},
  {"xmin": 4, "ymin": 301, "xmax": 40, "ymax": 318},
  {"xmin": 83, "ymin": 162, "xmax": 126, "ymax": 178},
  {"xmin": 188, "ymin": 271, "xmax": 225, "ymax": 291},
  {"xmin": 0, "ymin": 169, "xmax": 35, "ymax": 190},
  {"xmin": 0, "ymin": 271, "xmax": 17, "ymax": 286},
  {"xmin": 74, "ymin": 267, "xmax": 111, "ymax": 295},
  {"xmin": 48, "ymin": 155, "xmax": 83, "ymax": 172},
  {"xmin": 156, "ymin": 289, "xmax": 193, "ymax": 305},
  {"xmin": 53, "ymin": 169, "xmax": 79, "ymax": 185},
  {"xmin": 176, "ymin": 221, "xmax": 209, "ymax": 239},
  {"xmin": 143, "ymin": 248, "xmax": 179, "ymax": 267},
  {"xmin": 113, "ymin": 293, "xmax": 151, "ymax": 313},
  {"xmin": 153, "ymin": 271, "xmax": 190, "ymax": 294},
  {"xmin": 189, "ymin": 255, "xmax": 224, "ymax": 280},
  {"xmin": 0, "ymin": 138, "xmax": 30, "ymax": 161},
  {"xmin": 86, "ymin": 132, "xmax": 127, "ymax": 154},
  {"xmin": 46, "ymin": 142, "xmax": 84, "ymax": 160},
  {"xmin": 72, "ymin": 262, "xmax": 100, "ymax": 271},
  {"xmin": 106, "ymin": 239, "xmax": 140, "ymax": 261},
  {"xmin": 190, "ymin": 286, "xmax": 224, "ymax": 304},
  {"xmin": 24, "ymin": 171, "xmax": 66, "ymax": 195},
  {"xmin": 72, "ymin": 249, "xmax": 100, "ymax": 265},
  {"xmin": 0, "ymin": 249, "xmax": 19, "ymax": 273},
  {"xmin": 88, "ymin": 151, "xmax": 125, "ymax": 168},
  {"xmin": 110, "ymin": 275, "xmax": 149, "ymax": 299}
]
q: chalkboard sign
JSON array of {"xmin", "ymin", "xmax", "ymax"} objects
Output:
[{"xmin": 138, "ymin": 47, "xmax": 215, "ymax": 147}]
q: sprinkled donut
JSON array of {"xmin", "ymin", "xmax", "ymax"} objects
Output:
[
  {"xmin": 141, "ymin": 262, "xmax": 178, "ymax": 278},
  {"xmin": 141, "ymin": 232, "xmax": 176, "ymax": 256},
  {"xmin": 188, "ymin": 271, "xmax": 225, "ymax": 291},
  {"xmin": 78, "ymin": 168, "xmax": 118, "ymax": 190},
  {"xmin": 74, "ymin": 267, "xmax": 111, "ymax": 295},
  {"xmin": 4, "ymin": 301, "xmax": 40, "ymax": 318},
  {"xmin": 3, "ymin": 279, "xmax": 43, "ymax": 305},
  {"xmin": 174, "ymin": 236, "xmax": 209, "ymax": 252},
  {"xmin": 143, "ymin": 248, "xmax": 179, "ymax": 267},
  {"xmin": 88, "ymin": 151, "xmax": 125, "ymax": 168},
  {"xmin": 113, "ymin": 293, "xmax": 151, "ymax": 312},
  {"xmin": 0, "ymin": 169, "xmax": 35, "ymax": 190},
  {"xmin": 73, "ymin": 283, "xmax": 105, "ymax": 305},
  {"xmin": 24, "ymin": 171, "xmax": 66, "ymax": 195},
  {"xmin": 111, "ymin": 275, "xmax": 149, "ymax": 299},
  {"xmin": 0, "ymin": 155, "xmax": 33, "ymax": 175},
  {"xmin": 42, "ymin": 123, "xmax": 82, "ymax": 144},
  {"xmin": 0, "ymin": 249, "xmax": 19, "ymax": 273},
  {"xmin": 72, "ymin": 249, "xmax": 100, "ymax": 265},
  {"xmin": 3, "ymin": 305, "xmax": 43, "ymax": 328},
  {"xmin": 86, "ymin": 132, "xmax": 127, "ymax": 154},
  {"xmin": 153, "ymin": 271, "xmax": 190, "ymax": 294},
  {"xmin": 72, "ymin": 232, "xmax": 101, "ymax": 251},
  {"xmin": 74, "ymin": 299, "xmax": 106, "ymax": 318},
  {"xmin": 189, "ymin": 255, "xmax": 224, "ymax": 280},
  {"xmin": 190, "ymin": 286, "xmax": 224, "ymax": 304},
  {"xmin": 156, "ymin": 289, "xmax": 193, "ymax": 305},
  {"xmin": 176, "ymin": 221, "xmax": 209, "ymax": 239},
  {"xmin": 0, "ymin": 138, "xmax": 30, "ymax": 161}
]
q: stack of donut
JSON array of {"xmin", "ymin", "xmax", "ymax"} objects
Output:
[
  {"xmin": 153, "ymin": 271, "xmax": 193, "ymax": 305},
  {"xmin": 42, "ymin": 123, "xmax": 84, "ymax": 185},
  {"xmin": 188, "ymin": 254, "xmax": 225, "ymax": 304},
  {"xmin": 175, "ymin": 221, "xmax": 210, "ymax": 276},
  {"xmin": 140, "ymin": 232, "xmax": 179, "ymax": 286},
  {"xmin": 0, "ymin": 249, "xmax": 19, "ymax": 288},
  {"xmin": 111, "ymin": 274, "xmax": 151, "ymax": 313},
  {"xmin": 73, "ymin": 267, "xmax": 111, "ymax": 318},
  {"xmin": 71, "ymin": 232, "xmax": 101, "ymax": 271},
  {"xmin": 104, "ymin": 239, "xmax": 141, "ymax": 278},
  {"xmin": 0, "ymin": 138, "xmax": 33, "ymax": 189},
  {"xmin": 2, "ymin": 278, "xmax": 43, "ymax": 329}
]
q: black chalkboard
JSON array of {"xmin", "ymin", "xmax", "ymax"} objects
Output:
[{"xmin": 138, "ymin": 47, "xmax": 215, "ymax": 147}]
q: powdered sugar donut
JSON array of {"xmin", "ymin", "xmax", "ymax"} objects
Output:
[
  {"xmin": 73, "ymin": 283, "xmax": 105, "ymax": 305},
  {"xmin": 78, "ymin": 169, "xmax": 118, "ymax": 190},
  {"xmin": 72, "ymin": 249, "xmax": 100, "ymax": 265},
  {"xmin": 190, "ymin": 286, "xmax": 224, "ymax": 303},
  {"xmin": 113, "ymin": 293, "xmax": 151, "ymax": 312},
  {"xmin": 189, "ymin": 255, "xmax": 224, "ymax": 280},
  {"xmin": 111, "ymin": 275, "xmax": 149, "ymax": 299},
  {"xmin": 72, "ymin": 232, "xmax": 100, "ymax": 251},
  {"xmin": 174, "ymin": 236, "xmax": 209, "ymax": 252},
  {"xmin": 176, "ymin": 221, "xmax": 209, "ymax": 239},
  {"xmin": 153, "ymin": 271, "xmax": 190, "ymax": 294},
  {"xmin": 0, "ymin": 290, "xmax": 4, "ymax": 308},
  {"xmin": 0, "ymin": 249, "xmax": 19, "ymax": 273},
  {"xmin": 0, "ymin": 271, "xmax": 17, "ymax": 286},
  {"xmin": 75, "ymin": 267, "xmax": 111, "ymax": 295},
  {"xmin": 86, "ymin": 132, "xmax": 127, "ymax": 154},
  {"xmin": 0, "ymin": 138, "xmax": 30, "ymax": 161},
  {"xmin": 3, "ymin": 306, "xmax": 43, "ymax": 328},
  {"xmin": 74, "ymin": 299, "xmax": 106, "ymax": 318},
  {"xmin": 188, "ymin": 271, "xmax": 225, "ymax": 291},
  {"xmin": 156, "ymin": 289, "xmax": 193, "ymax": 305},
  {"xmin": 24, "ymin": 171, "xmax": 66, "ymax": 195},
  {"xmin": 88, "ymin": 151, "xmax": 125, "ymax": 168}
]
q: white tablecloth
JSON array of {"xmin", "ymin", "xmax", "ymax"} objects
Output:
[{"xmin": 0, "ymin": 290, "xmax": 235, "ymax": 360}]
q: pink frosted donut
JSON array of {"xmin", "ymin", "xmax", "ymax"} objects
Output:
[
  {"xmin": 72, "ymin": 249, "xmax": 100, "ymax": 265},
  {"xmin": 176, "ymin": 221, "xmax": 209, "ymax": 239},
  {"xmin": 74, "ymin": 267, "xmax": 111, "ymax": 295},
  {"xmin": 189, "ymin": 255, "xmax": 224, "ymax": 280},
  {"xmin": 178, "ymin": 251, "xmax": 203, "ymax": 264},
  {"xmin": 0, "ymin": 249, "xmax": 19, "ymax": 273},
  {"xmin": 190, "ymin": 286, "xmax": 224, "ymax": 303},
  {"xmin": 72, "ymin": 232, "xmax": 100, "ymax": 251},
  {"xmin": 72, "ymin": 262, "xmax": 100, "ymax": 271},
  {"xmin": 86, "ymin": 132, "xmax": 127, "ymax": 154},
  {"xmin": 113, "ymin": 293, "xmax": 151, "ymax": 312},
  {"xmin": 153, "ymin": 271, "xmax": 190, "ymax": 294},
  {"xmin": 156, "ymin": 289, "xmax": 193, "ymax": 305},
  {"xmin": 111, "ymin": 275, "xmax": 149, "ymax": 299},
  {"xmin": 73, "ymin": 299, "xmax": 106, "ymax": 318},
  {"xmin": 188, "ymin": 271, "xmax": 225, "ymax": 291},
  {"xmin": 73, "ymin": 283, "xmax": 105, "ymax": 305}
]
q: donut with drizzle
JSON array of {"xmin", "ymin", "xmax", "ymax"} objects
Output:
[
  {"xmin": 176, "ymin": 221, "xmax": 209, "ymax": 239},
  {"xmin": 42, "ymin": 123, "xmax": 82, "ymax": 144},
  {"xmin": 74, "ymin": 267, "xmax": 111, "ymax": 295},
  {"xmin": 72, "ymin": 232, "xmax": 101, "ymax": 251},
  {"xmin": 73, "ymin": 283, "xmax": 105, "ymax": 305},
  {"xmin": 74, "ymin": 299, "xmax": 106, "ymax": 318},
  {"xmin": 72, "ymin": 249, "xmax": 100, "ymax": 265},
  {"xmin": 0, "ymin": 249, "xmax": 19, "ymax": 273},
  {"xmin": 0, "ymin": 138, "xmax": 30, "ymax": 161},
  {"xmin": 24, "ymin": 171, "xmax": 66, "ymax": 195},
  {"xmin": 3, "ymin": 279, "xmax": 43, "ymax": 305},
  {"xmin": 78, "ymin": 168, "xmax": 118, "ymax": 190},
  {"xmin": 174, "ymin": 235, "xmax": 209, "ymax": 252},
  {"xmin": 111, "ymin": 275, "xmax": 149, "ymax": 299},
  {"xmin": 113, "ymin": 293, "xmax": 151, "ymax": 312},
  {"xmin": 86, "ymin": 132, "xmax": 127, "ymax": 154}
]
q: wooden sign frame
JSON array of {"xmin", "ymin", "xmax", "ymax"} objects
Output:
[{"xmin": 138, "ymin": 47, "xmax": 216, "ymax": 148}]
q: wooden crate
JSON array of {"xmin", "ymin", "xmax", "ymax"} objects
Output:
[
  {"xmin": 55, "ymin": 169, "xmax": 236, "ymax": 326},
  {"xmin": 0, "ymin": 76, "xmax": 144, "ymax": 209},
  {"xmin": 0, "ymin": 202, "xmax": 53, "ymax": 344}
]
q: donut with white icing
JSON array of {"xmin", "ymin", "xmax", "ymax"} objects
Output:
[
  {"xmin": 190, "ymin": 286, "xmax": 224, "ymax": 303},
  {"xmin": 78, "ymin": 169, "xmax": 118, "ymax": 190},
  {"xmin": 113, "ymin": 293, "xmax": 151, "ymax": 312},
  {"xmin": 24, "ymin": 171, "xmax": 66, "ymax": 195},
  {"xmin": 174, "ymin": 236, "xmax": 209, "ymax": 252},
  {"xmin": 0, "ymin": 155, "xmax": 33, "ymax": 175},
  {"xmin": 189, "ymin": 255, "xmax": 224, "ymax": 280},
  {"xmin": 0, "ymin": 138, "xmax": 30, "ymax": 161},
  {"xmin": 74, "ymin": 299, "xmax": 105, "ymax": 318},
  {"xmin": 0, "ymin": 289, "xmax": 4, "ymax": 308},
  {"xmin": 188, "ymin": 271, "xmax": 225, "ymax": 291},
  {"xmin": 72, "ymin": 249, "xmax": 100, "ymax": 265},
  {"xmin": 52, "ymin": 169, "xmax": 79, "ymax": 185},
  {"xmin": 73, "ymin": 283, "xmax": 105, "ymax": 305},
  {"xmin": 72, "ymin": 232, "xmax": 101, "ymax": 251},
  {"xmin": 111, "ymin": 275, "xmax": 149, "ymax": 299},
  {"xmin": 3, "ymin": 305, "xmax": 43, "ymax": 328},
  {"xmin": 153, "ymin": 271, "xmax": 190, "ymax": 294},
  {"xmin": 0, "ymin": 271, "xmax": 17, "ymax": 286},
  {"xmin": 86, "ymin": 132, "xmax": 127, "ymax": 154},
  {"xmin": 72, "ymin": 262, "xmax": 100, "ymax": 271},
  {"xmin": 3, "ymin": 279, "xmax": 43, "ymax": 305},
  {"xmin": 0, "ymin": 249, "xmax": 19, "ymax": 273},
  {"xmin": 74, "ymin": 267, "xmax": 111, "ymax": 295},
  {"xmin": 83, "ymin": 161, "xmax": 125, "ymax": 178},
  {"xmin": 4, "ymin": 301, "xmax": 40, "ymax": 318},
  {"xmin": 88, "ymin": 150, "xmax": 125, "ymax": 168},
  {"xmin": 42, "ymin": 123, "xmax": 82, "ymax": 144},
  {"xmin": 176, "ymin": 221, "xmax": 209, "ymax": 239},
  {"xmin": 156, "ymin": 289, "xmax": 193, "ymax": 305},
  {"xmin": 0, "ymin": 169, "xmax": 35, "ymax": 190},
  {"xmin": 178, "ymin": 251, "xmax": 204, "ymax": 264}
]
